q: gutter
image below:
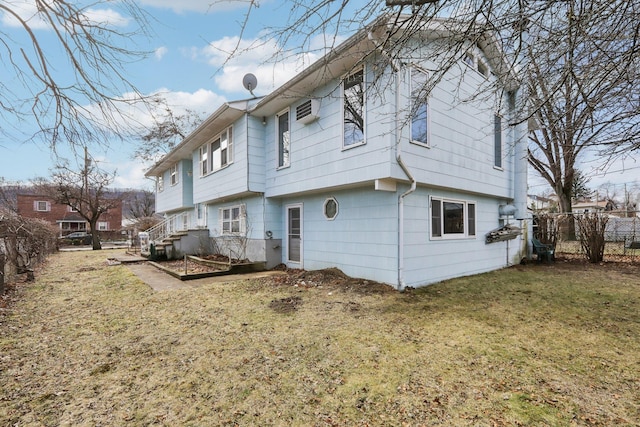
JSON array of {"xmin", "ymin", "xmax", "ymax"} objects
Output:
[{"xmin": 368, "ymin": 31, "xmax": 417, "ymax": 291}]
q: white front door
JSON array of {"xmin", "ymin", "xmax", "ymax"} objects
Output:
[
  {"xmin": 196, "ymin": 203, "xmax": 207, "ymax": 228},
  {"xmin": 286, "ymin": 204, "xmax": 303, "ymax": 266}
]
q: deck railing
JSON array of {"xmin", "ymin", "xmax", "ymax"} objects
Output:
[{"xmin": 145, "ymin": 212, "xmax": 193, "ymax": 243}]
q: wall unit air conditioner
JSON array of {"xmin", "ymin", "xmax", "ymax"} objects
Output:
[{"xmin": 295, "ymin": 99, "xmax": 320, "ymax": 124}]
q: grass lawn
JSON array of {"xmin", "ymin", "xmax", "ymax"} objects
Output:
[{"xmin": 1, "ymin": 250, "xmax": 638, "ymax": 426}]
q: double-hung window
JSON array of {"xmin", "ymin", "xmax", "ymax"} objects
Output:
[
  {"xmin": 277, "ymin": 110, "xmax": 290, "ymax": 168},
  {"xmin": 430, "ymin": 197, "xmax": 476, "ymax": 239},
  {"xmin": 494, "ymin": 114, "xmax": 503, "ymax": 169},
  {"xmin": 410, "ymin": 67, "xmax": 429, "ymax": 146},
  {"xmin": 157, "ymin": 176, "xmax": 164, "ymax": 192},
  {"xmin": 35, "ymin": 201, "xmax": 50, "ymax": 212},
  {"xmin": 220, "ymin": 205, "xmax": 245, "ymax": 235},
  {"xmin": 199, "ymin": 127, "xmax": 233, "ymax": 176},
  {"xmin": 170, "ymin": 164, "xmax": 178, "ymax": 185},
  {"xmin": 343, "ymin": 68, "xmax": 365, "ymax": 148}
]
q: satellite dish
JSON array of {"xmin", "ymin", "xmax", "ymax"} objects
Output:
[{"xmin": 242, "ymin": 73, "xmax": 258, "ymax": 97}]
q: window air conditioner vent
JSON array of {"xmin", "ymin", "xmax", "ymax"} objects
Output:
[{"xmin": 295, "ymin": 99, "xmax": 320, "ymax": 124}]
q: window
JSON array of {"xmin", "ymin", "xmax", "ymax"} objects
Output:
[
  {"xmin": 323, "ymin": 197, "xmax": 338, "ymax": 220},
  {"xmin": 494, "ymin": 114, "xmax": 503, "ymax": 168},
  {"xmin": 199, "ymin": 144, "xmax": 208, "ymax": 176},
  {"xmin": 343, "ymin": 68, "xmax": 365, "ymax": 147},
  {"xmin": 157, "ymin": 175, "xmax": 164, "ymax": 192},
  {"xmin": 463, "ymin": 52, "xmax": 474, "ymax": 66},
  {"xmin": 199, "ymin": 127, "xmax": 233, "ymax": 176},
  {"xmin": 170, "ymin": 164, "xmax": 178, "ymax": 185},
  {"xmin": 430, "ymin": 197, "xmax": 476, "ymax": 239},
  {"xmin": 277, "ymin": 110, "xmax": 290, "ymax": 168},
  {"xmin": 410, "ymin": 67, "xmax": 429, "ymax": 146},
  {"xmin": 98, "ymin": 222, "xmax": 109, "ymax": 231},
  {"xmin": 68, "ymin": 205, "xmax": 78, "ymax": 212},
  {"xmin": 477, "ymin": 61, "xmax": 488, "ymax": 77},
  {"xmin": 35, "ymin": 201, "xmax": 50, "ymax": 212},
  {"xmin": 220, "ymin": 205, "xmax": 245, "ymax": 235}
]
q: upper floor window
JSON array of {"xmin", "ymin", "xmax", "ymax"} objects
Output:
[
  {"xmin": 277, "ymin": 109, "xmax": 290, "ymax": 168},
  {"xmin": 220, "ymin": 204, "xmax": 245, "ymax": 235},
  {"xmin": 200, "ymin": 127, "xmax": 233, "ymax": 176},
  {"xmin": 494, "ymin": 114, "xmax": 503, "ymax": 169},
  {"xmin": 34, "ymin": 201, "xmax": 50, "ymax": 212},
  {"xmin": 68, "ymin": 205, "xmax": 78, "ymax": 212},
  {"xmin": 410, "ymin": 67, "xmax": 429, "ymax": 146},
  {"xmin": 463, "ymin": 51, "xmax": 488, "ymax": 78},
  {"xmin": 170, "ymin": 164, "xmax": 179, "ymax": 185},
  {"xmin": 157, "ymin": 175, "xmax": 164, "ymax": 192},
  {"xmin": 430, "ymin": 197, "xmax": 476, "ymax": 239},
  {"xmin": 98, "ymin": 221, "xmax": 109, "ymax": 231},
  {"xmin": 343, "ymin": 68, "xmax": 365, "ymax": 148}
]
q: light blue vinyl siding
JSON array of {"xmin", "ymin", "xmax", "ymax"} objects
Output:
[
  {"xmin": 399, "ymin": 57, "xmax": 514, "ymax": 199},
  {"xmin": 282, "ymin": 187, "xmax": 399, "ymax": 285},
  {"xmin": 154, "ymin": 159, "xmax": 193, "ymax": 214},
  {"xmin": 193, "ymin": 118, "xmax": 249, "ymax": 204},
  {"xmin": 402, "ymin": 187, "xmax": 520, "ymax": 287},
  {"xmin": 265, "ymin": 72, "xmax": 396, "ymax": 197}
]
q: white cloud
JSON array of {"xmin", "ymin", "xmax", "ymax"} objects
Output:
[
  {"xmin": 154, "ymin": 46, "xmax": 169, "ymax": 60},
  {"xmin": 1, "ymin": 1, "xmax": 48, "ymax": 29},
  {"xmin": 198, "ymin": 35, "xmax": 323, "ymax": 95},
  {"xmin": 138, "ymin": 0, "xmax": 249, "ymax": 14},
  {"xmin": 1, "ymin": 2, "xmax": 130, "ymax": 29},
  {"xmin": 82, "ymin": 8, "xmax": 130, "ymax": 27}
]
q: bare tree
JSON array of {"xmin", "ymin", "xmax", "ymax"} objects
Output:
[
  {"xmin": 526, "ymin": 0, "xmax": 640, "ymax": 213},
  {"xmin": 47, "ymin": 151, "xmax": 123, "ymax": 250},
  {"xmin": 133, "ymin": 106, "xmax": 205, "ymax": 162},
  {"xmin": 126, "ymin": 190, "xmax": 156, "ymax": 219},
  {"xmin": 234, "ymin": 1, "xmax": 639, "ymax": 207},
  {"xmin": 0, "ymin": 0, "xmax": 151, "ymax": 149}
]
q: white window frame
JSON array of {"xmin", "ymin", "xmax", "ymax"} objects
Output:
[
  {"xmin": 199, "ymin": 144, "xmax": 209, "ymax": 176},
  {"xmin": 342, "ymin": 66, "xmax": 366, "ymax": 149},
  {"xmin": 430, "ymin": 196, "xmax": 476, "ymax": 240},
  {"xmin": 323, "ymin": 197, "xmax": 338, "ymax": 220},
  {"xmin": 170, "ymin": 164, "xmax": 179, "ymax": 186},
  {"xmin": 494, "ymin": 114, "xmax": 503, "ymax": 169},
  {"xmin": 276, "ymin": 109, "xmax": 291, "ymax": 169},
  {"xmin": 98, "ymin": 221, "xmax": 109, "ymax": 231},
  {"xmin": 157, "ymin": 175, "xmax": 164, "ymax": 192},
  {"xmin": 219, "ymin": 204, "xmax": 246, "ymax": 235},
  {"xmin": 463, "ymin": 51, "xmax": 488, "ymax": 78},
  {"xmin": 199, "ymin": 126, "xmax": 234, "ymax": 177},
  {"xmin": 410, "ymin": 66, "xmax": 430, "ymax": 147},
  {"xmin": 35, "ymin": 201, "xmax": 50, "ymax": 212}
]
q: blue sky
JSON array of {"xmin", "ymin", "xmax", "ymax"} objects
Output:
[
  {"xmin": 0, "ymin": 0, "xmax": 343, "ymax": 189},
  {"xmin": 0, "ymin": 0, "xmax": 637, "ymax": 195}
]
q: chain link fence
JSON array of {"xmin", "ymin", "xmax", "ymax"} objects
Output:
[{"xmin": 534, "ymin": 212, "xmax": 640, "ymax": 258}]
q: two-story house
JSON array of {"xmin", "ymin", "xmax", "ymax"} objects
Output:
[
  {"xmin": 17, "ymin": 194, "xmax": 123, "ymax": 236},
  {"xmin": 145, "ymin": 16, "xmax": 529, "ymax": 289}
]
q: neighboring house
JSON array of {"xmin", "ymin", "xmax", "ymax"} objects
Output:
[
  {"xmin": 17, "ymin": 194, "xmax": 123, "ymax": 236},
  {"xmin": 571, "ymin": 199, "xmax": 608, "ymax": 214},
  {"xmin": 145, "ymin": 15, "xmax": 529, "ymax": 289},
  {"xmin": 528, "ymin": 194, "xmax": 557, "ymax": 213}
]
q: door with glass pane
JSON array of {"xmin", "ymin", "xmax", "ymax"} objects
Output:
[
  {"xmin": 287, "ymin": 204, "xmax": 302, "ymax": 265},
  {"xmin": 196, "ymin": 203, "xmax": 207, "ymax": 228}
]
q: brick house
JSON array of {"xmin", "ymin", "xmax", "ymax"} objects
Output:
[{"xmin": 17, "ymin": 194, "xmax": 123, "ymax": 236}]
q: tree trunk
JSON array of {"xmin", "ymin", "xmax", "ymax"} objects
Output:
[{"xmin": 90, "ymin": 220, "xmax": 102, "ymax": 250}]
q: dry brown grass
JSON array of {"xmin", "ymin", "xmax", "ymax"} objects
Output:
[{"xmin": 1, "ymin": 250, "xmax": 639, "ymax": 426}]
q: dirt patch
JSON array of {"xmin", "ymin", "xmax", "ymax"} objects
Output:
[
  {"xmin": 265, "ymin": 266, "xmax": 395, "ymax": 294},
  {"xmin": 268, "ymin": 295, "xmax": 302, "ymax": 313}
]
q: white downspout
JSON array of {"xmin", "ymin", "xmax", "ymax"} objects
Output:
[{"xmin": 368, "ymin": 32, "xmax": 417, "ymax": 291}]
